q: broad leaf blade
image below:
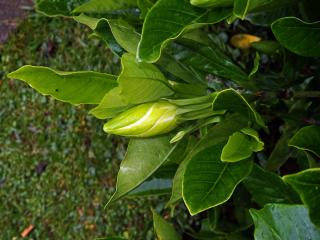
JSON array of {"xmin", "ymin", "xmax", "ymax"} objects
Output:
[
  {"xmin": 168, "ymin": 114, "xmax": 249, "ymax": 206},
  {"xmin": 212, "ymin": 89, "xmax": 265, "ymax": 127},
  {"xmin": 250, "ymin": 204, "xmax": 320, "ymax": 240},
  {"xmin": 272, "ymin": 17, "xmax": 320, "ymax": 57},
  {"xmin": 233, "ymin": 0, "xmax": 292, "ymax": 20},
  {"xmin": 183, "ymin": 144, "xmax": 252, "ymax": 215},
  {"xmin": 138, "ymin": 0, "xmax": 231, "ymax": 62},
  {"xmin": 284, "ymin": 168, "xmax": 320, "ymax": 227},
  {"xmin": 8, "ymin": 65, "xmax": 117, "ymax": 105},
  {"xmin": 73, "ymin": 0, "xmax": 137, "ymax": 14},
  {"xmin": 244, "ymin": 164, "xmax": 300, "ymax": 206},
  {"xmin": 90, "ymin": 54, "xmax": 173, "ymax": 119},
  {"xmin": 106, "ymin": 136, "xmax": 178, "ymax": 206},
  {"xmin": 152, "ymin": 210, "xmax": 181, "ymax": 240},
  {"xmin": 288, "ymin": 125, "xmax": 320, "ymax": 157},
  {"xmin": 36, "ymin": 0, "xmax": 86, "ymax": 17},
  {"xmin": 74, "ymin": 14, "xmax": 125, "ymax": 57},
  {"xmin": 180, "ymin": 40, "xmax": 249, "ymax": 85}
]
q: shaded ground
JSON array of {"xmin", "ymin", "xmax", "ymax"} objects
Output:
[{"xmin": 0, "ymin": 0, "xmax": 33, "ymax": 43}]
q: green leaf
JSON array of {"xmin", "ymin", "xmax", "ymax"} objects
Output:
[
  {"xmin": 73, "ymin": 0, "xmax": 137, "ymax": 14},
  {"xmin": 7, "ymin": 65, "xmax": 117, "ymax": 105},
  {"xmin": 107, "ymin": 19, "xmax": 141, "ymax": 54},
  {"xmin": 152, "ymin": 210, "xmax": 181, "ymax": 240},
  {"xmin": 128, "ymin": 165, "xmax": 177, "ymax": 197},
  {"xmin": 138, "ymin": 0, "xmax": 231, "ymax": 63},
  {"xmin": 233, "ymin": 0, "xmax": 292, "ymax": 20},
  {"xmin": 36, "ymin": 0, "xmax": 86, "ymax": 17},
  {"xmin": 272, "ymin": 17, "xmax": 320, "ymax": 57},
  {"xmin": 179, "ymin": 40, "xmax": 249, "ymax": 85},
  {"xmin": 106, "ymin": 135, "xmax": 177, "ymax": 206},
  {"xmin": 288, "ymin": 125, "xmax": 320, "ymax": 157},
  {"xmin": 221, "ymin": 128, "xmax": 263, "ymax": 162},
  {"xmin": 249, "ymin": 52, "xmax": 260, "ymax": 79},
  {"xmin": 190, "ymin": 0, "xmax": 233, "ymax": 8},
  {"xmin": 251, "ymin": 41, "xmax": 281, "ymax": 55},
  {"xmin": 90, "ymin": 53, "xmax": 174, "ymax": 119},
  {"xmin": 266, "ymin": 131, "xmax": 294, "ymax": 171},
  {"xmin": 167, "ymin": 114, "xmax": 249, "ymax": 206},
  {"xmin": 212, "ymin": 89, "xmax": 265, "ymax": 127},
  {"xmin": 244, "ymin": 164, "xmax": 300, "ymax": 206},
  {"xmin": 74, "ymin": 14, "xmax": 125, "ymax": 57},
  {"xmin": 183, "ymin": 144, "xmax": 252, "ymax": 215},
  {"xmin": 284, "ymin": 168, "xmax": 320, "ymax": 227},
  {"xmin": 138, "ymin": 0, "xmax": 155, "ymax": 19},
  {"xmin": 250, "ymin": 204, "xmax": 320, "ymax": 240}
]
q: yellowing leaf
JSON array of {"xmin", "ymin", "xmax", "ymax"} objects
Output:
[{"xmin": 230, "ymin": 34, "xmax": 261, "ymax": 49}]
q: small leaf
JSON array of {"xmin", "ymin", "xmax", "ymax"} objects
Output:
[
  {"xmin": 289, "ymin": 125, "xmax": 320, "ymax": 157},
  {"xmin": 152, "ymin": 210, "xmax": 181, "ymax": 240},
  {"xmin": 183, "ymin": 144, "xmax": 252, "ymax": 215},
  {"xmin": 221, "ymin": 128, "xmax": 263, "ymax": 162},
  {"xmin": 251, "ymin": 41, "xmax": 281, "ymax": 55},
  {"xmin": 138, "ymin": 0, "xmax": 231, "ymax": 62},
  {"xmin": 244, "ymin": 164, "xmax": 300, "ymax": 206},
  {"xmin": 90, "ymin": 54, "xmax": 173, "ymax": 119},
  {"xmin": 106, "ymin": 135, "xmax": 177, "ymax": 206},
  {"xmin": 284, "ymin": 168, "xmax": 320, "ymax": 227},
  {"xmin": 8, "ymin": 65, "xmax": 117, "ymax": 105},
  {"xmin": 180, "ymin": 40, "xmax": 249, "ymax": 85},
  {"xmin": 250, "ymin": 204, "xmax": 320, "ymax": 240},
  {"xmin": 272, "ymin": 17, "xmax": 320, "ymax": 57},
  {"xmin": 73, "ymin": 0, "xmax": 137, "ymax": 14},
  {"xmin": 128, "ymin": 178, "xmax": 172, "ymax": 197}
]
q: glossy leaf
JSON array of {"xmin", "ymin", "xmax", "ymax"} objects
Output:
[
  {"xmin": 167, "ymin": 114, "xmax": 249, "ymax": 206},
  {"xmin": 212, "ymin": 89, "xmax": 265, "ymax": 127},
  {"xmin": 128, "ymin": 178, "xmax": 172, "ymax": 197},
  {"xmin": 288, "ymin": 125, "xmax": 320, "ymax": 157},
  {"xmin": 233, "ymin": 0, "xmax": 292, "ymax": 20},
  {"xmin": 106, "ymin": 135, "xmax": 176, "ymax": 206},
  {"xmin": 180, "ymin": 40, "xmax": 249, "ymax": 85},
  {"xmin": 7, "ymin": 65, "xmax": 117, "ymax": 105},
  {"xmin": 74, "ymin": 14, "xmax": 124, "ymax": 57},
  {"xmin": 90, "ymin": 54, "xmax": 174, "ymax": 119},
  {"xmin": 244, "ymin": 164, "xmax": 300, "ymax": 206},
  {"xmin": 190, "ymin": 0, "xmax": 233, "ymax": 8},
  {"xmin": 183, "ymin": 144, "xmax": 252, "ymax": 215},
  {"xmin": 221, "ymin": 128, "xmax": 263, "ymax": 162},
  {"xmin": 250, "ymin": 204, "xmax": 320, "ymax": 240},
  {"xmin": 138, "ymin": 0, "xmax": 231, "ymax": 62},
  {"xmin": 272, "ymin": 17, "xmax": 320, "ymax": 57},
  {"xmin": 284, "ymin": 168, "xmax": 320, "ymax": 227},
  {"xmin": 73, "ymin": 0, "xmax": 137, "ymax": 14},
  {"xmin": 75, "ymin": 15, "xmax": 141, "ymax": 55},
  {"xmin": 36, "ymin": 0, "xmax": 86, "ymax": 16},
  {"xmin": 152, "ymin": 210, "xmax": 181, "ymax": 240},
  {"xmin": 138, "ymin": 0, "xmax": 154, "ymax": 19}
]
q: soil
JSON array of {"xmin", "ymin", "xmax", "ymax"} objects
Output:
[{"xmin": 0, "ymin": 0, "xmax": 33, "ymax": 43}]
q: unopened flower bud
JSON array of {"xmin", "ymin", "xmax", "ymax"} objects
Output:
[{"xmin": 103, "ymin": 102, "xmax": 177, "ymax": 137}]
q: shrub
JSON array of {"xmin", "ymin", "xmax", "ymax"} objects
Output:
[{"xmin": 8, "ymin": 0, "xmax": 320, "ymax": 239}]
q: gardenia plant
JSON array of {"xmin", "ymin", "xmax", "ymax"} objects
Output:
[{"xmin": 8, "ymin": 0, "xmax": 320, "ymax": 239}]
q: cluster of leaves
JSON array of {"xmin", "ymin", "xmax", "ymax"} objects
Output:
[{"xmin": 8, "ymin": 0, "xmax": 320, "ymax": 239}]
